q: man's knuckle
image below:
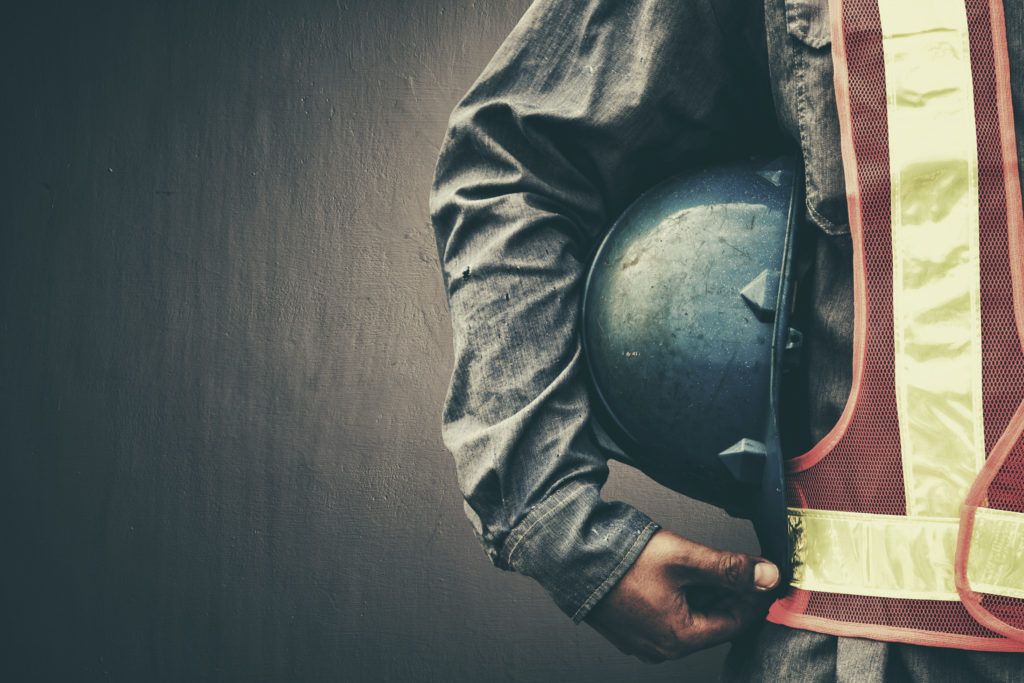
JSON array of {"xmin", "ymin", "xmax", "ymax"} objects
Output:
[
  {"xmin": 668, "ymin": 620, "xmax": 691, "ymax": 644},
  {"xmin": 653, "ymin": 630, "xmax": 679, "ymax": 657},
  {"xmin": 718, "ymin": 552, "xmax": 747, "ymax": 584},
  {"xmin": 663, "ymin": 626, "xmax": 697, "ymax": 658}
]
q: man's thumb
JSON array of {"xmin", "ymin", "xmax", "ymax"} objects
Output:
[{"xmin": 753, "ymin": 561, "xmax": 780, "ymax": 591}]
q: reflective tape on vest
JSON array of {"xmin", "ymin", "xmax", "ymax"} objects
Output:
[
  {"xmin": 789, "ymin": 507, "xmax": 1024, "ymax": 601},
  {"xmin": 882, "ymin": 0, "xmax": 986, "ymax": 521}
]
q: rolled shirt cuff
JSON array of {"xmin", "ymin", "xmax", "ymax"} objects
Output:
[{"xmin": 498, "ymin": 480, "xmax": 660, "ymax": 623}]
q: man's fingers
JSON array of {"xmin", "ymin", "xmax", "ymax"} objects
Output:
[
  {"xmin": 672, "ymin": 540, "xmax": 779, "ymax": 593},
  {"xmin": 683, "ymin": 603, "xmax": 761, "ymax": 651}
]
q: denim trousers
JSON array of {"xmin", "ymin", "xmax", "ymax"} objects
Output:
[{"xmin": 723, "ymin": 622, "xmax": 1023, "ymax": 682}]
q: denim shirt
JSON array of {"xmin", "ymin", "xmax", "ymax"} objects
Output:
[{"xmin": 429, "ymin": 0, "xmax": 1024, "ymax": 622}]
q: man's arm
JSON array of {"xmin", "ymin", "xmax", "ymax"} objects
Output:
[{"xmin": 429, "ymin": 0, "xmax": 782, "ymax": 657}]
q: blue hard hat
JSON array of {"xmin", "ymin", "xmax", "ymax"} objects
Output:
[{"xmin": 582, "ymin": 156, "xmax": 802, "ymax": 576}]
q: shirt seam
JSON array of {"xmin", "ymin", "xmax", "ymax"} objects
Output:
[{"xmin": 501, "ymin": 481, "xmax": 585, "ymax": 568}]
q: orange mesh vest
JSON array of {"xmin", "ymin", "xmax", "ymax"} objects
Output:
[{"xmin": 766, "ymin": 0, "xmax": 1024, "ymax": 650}]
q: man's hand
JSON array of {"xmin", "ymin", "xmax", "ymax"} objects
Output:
[{"xmin": 584, "ymin": 529, "xmax": 780, "ymax": 663}]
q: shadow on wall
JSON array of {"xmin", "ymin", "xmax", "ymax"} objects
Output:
[{"xmin": 0, "ymin": 1, "xmax": 757, "ymax": 680}]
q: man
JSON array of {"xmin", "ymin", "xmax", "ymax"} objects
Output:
[{"xmin": 429, "ymin": 0, "xmax": 1024, "ymax": 679}]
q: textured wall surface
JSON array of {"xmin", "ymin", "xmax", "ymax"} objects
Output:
[{"xmin": 1, "ymin": 2, "xmax": 758, "ymax": 680}]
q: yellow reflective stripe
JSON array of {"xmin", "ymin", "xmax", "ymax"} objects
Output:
[
  {"xmin": 789, "ymin": 508, "xmax": 1024, "ymax": 600},
  {"xmin": 790, "ymin": 509, "xmax": 960, "ymax": 600},
  {"xmin": 967, "ymin": 508, "xmax": 1024, "ymax": 600},
  {"xmin": 879, "ymin": 0, "xmax": 986, "ymax": 518}
]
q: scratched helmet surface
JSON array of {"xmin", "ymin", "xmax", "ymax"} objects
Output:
[{"xmin": 582, "ymin": 156, "xmax": 802, "ymax": 572}]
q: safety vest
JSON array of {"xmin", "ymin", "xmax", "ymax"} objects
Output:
[{"xmin": 766, "ymin": 0, "xmax": 1024, "ymax": 650}]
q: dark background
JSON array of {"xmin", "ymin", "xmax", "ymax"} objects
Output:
[{"xmin": 1, "ymin": 2, "xmax": 757, "ymax": 680}]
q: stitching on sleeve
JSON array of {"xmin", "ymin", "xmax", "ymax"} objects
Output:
[{"xmin": 502, "ymin": 481, "xmax": 584, "ymax": 568}]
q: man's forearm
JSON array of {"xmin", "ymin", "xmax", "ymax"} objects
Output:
[{"xmin": 429, "ymin": 0, "xmax": 773, "ymax": 620}]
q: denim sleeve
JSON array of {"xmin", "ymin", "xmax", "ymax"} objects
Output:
[{"xmin": 429, "ymin": 0, "xmax": 776, "ymax": 622}]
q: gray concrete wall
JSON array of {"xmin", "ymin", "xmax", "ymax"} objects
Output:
[{"xmin": 1, "ymin": 2, "xmax": 757, "ymax": 680}]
